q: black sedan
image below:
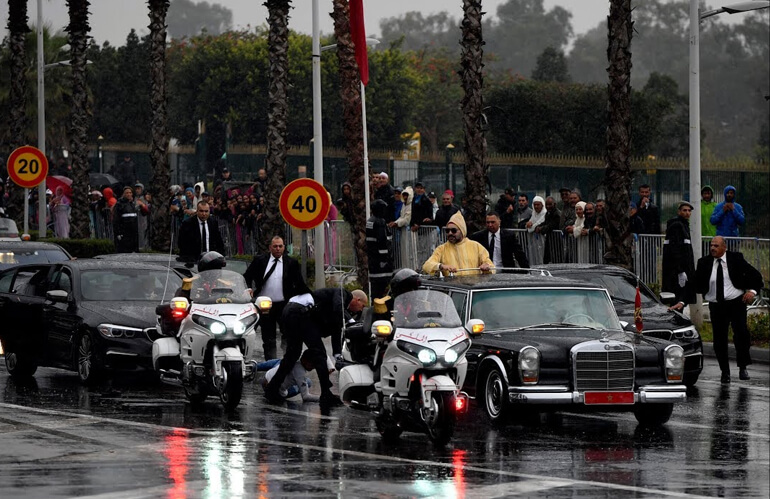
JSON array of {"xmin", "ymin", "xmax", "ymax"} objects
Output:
[
  {"xmin": 422, "ymin": 272, "xmax": 688, "ymax": 426},
  {"xmin": 542, "ymin": 263, "xmax": 703, "ymax": 386},
  {"xmin": 0, "ymin": 260, "xmax": 182, "ymax": 384},
  {"xmin": 0, "ymin": 241, "xmax": 72, "ymax": 270}
]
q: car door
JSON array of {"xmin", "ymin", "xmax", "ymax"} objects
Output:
[
  {"xmin": 0, "ymin": 265, "xmax": 54, "ymax": 363},
  {"xmin": 43, "ymin": 266, "xmax": 82, "ymax": 368}
]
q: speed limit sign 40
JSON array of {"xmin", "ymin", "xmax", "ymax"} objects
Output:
[
  {"xmin": 279, "ymin": 178, "xmax": 331, "ymax": 230},
  {"xmin": 7, "ymin": 145, "xmax": 49, "ymax": 188}
]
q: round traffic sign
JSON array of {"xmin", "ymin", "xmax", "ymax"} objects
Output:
[
  {"xmin": 7, "ymin": 145, "xmax": 49, "ymax": 188},
  {"xmin": 279, "ymin": 178, "xmax": 331, "ymax": 230}
]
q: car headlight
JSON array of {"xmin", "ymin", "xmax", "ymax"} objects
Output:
[
  {"xmin": 444, "ymin": 339, "xmax": 470, "ymax": 365},
  {"xmin": 397, "ymin": 340, "xmax": 437, "ymax": 366},
  {"xmin": 664, "ymin": 344, "xmax": 685, "ymax": 382},
  {"xmin": 192, "ymin": 314, "xmax": 227, "ymax": 335},
  {"xmin": 673, "ymin": 325, "xmax": 699, "ymax": 340},
  {"xmin": 97, "ymin": 324, "xmax": 143, "ymax": 338},
  {"xmin": 236, "ymin": 313, "xmax": 258, "ymax": 335},
  {"xmin": 518, "ymin": 346, "xmax": 540, "ymax": 384}
]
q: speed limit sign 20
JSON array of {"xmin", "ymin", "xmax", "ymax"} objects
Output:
[
  {"xmin": 7, "ymin": 145, "xmax": 49, "ymax": 188},
  {"xmin": 279, "ymin": 178, "xmax": 331, "ymax": 230}
]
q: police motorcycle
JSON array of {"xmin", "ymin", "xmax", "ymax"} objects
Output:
[
  {"xmin": 337, "ymin": 269, "xmax": 484, "ymax": 446},
  {"xmin": 152, "ymin": 252, "xmax": 272, "ymax": 410}
]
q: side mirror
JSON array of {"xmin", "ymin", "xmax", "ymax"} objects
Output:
[
  {"xmin": 466, "ymin": 318, "xmax": 485, "ymax": 336},
  {"xmin": 46, "ymin": 289, "xmax": 69, "ymax": 304},
  {"xmin": 371, "ymin": 320, "xmax": 393, "ymax": 339},
  {"xmin": 618, "ymin": 320, "xmax": 636, "ymax": 333},
  {"xmin": 659, "ymin": 292, "xmax": 677, "ymax": 306},
  {"xmin": 256, "ymin": 295, "xmax": 272, "ymax": 314}
]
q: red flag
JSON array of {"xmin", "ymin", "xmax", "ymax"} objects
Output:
[
  {"xmin": 634, "ymin": 284, "xmax": 643, "ymax": 333},
  {"xmin": 349, "ymin": 0, "xmax": 369, "ymax": 86}
]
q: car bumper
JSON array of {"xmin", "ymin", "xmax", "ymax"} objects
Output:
[{"xmin": 508, "ymin": 384, "xmax": 687, "ymax": 405}]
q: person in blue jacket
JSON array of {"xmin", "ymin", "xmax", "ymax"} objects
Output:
[{"xmin": 710, "ymin": 185, "xmax": 745, "ymax": 237}]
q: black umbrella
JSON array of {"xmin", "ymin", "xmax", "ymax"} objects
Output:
[{"xmin": 89, "ymin": 173, "xmax": 119, "ymax": 190}]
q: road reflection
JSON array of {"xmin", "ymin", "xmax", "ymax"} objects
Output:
[{"xmin": 163, "ymin": 429, "xmax": 191, "ymax": 499}]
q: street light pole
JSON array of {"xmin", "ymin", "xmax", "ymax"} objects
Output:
[
  {"xmin": 36, "ymin": 0, "xmax": 46, "ymax": 238},
  {"xmin": 688, "ymin": 0, "xmax": 768, "ymax": 327},
  {"xmin": 311, "ymin": 0, "xmax": 325, "ymax": 289}
]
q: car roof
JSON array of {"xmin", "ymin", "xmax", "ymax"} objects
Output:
[
  {"xmin": 0, "ymin": 240, "xmax": 71, "ymax": 255},
  {"xmin": 421, "ymin": 272, "xmax": 606, "ymax": 291},
  {"xmin": 61, "ymin": 259, "xmax": 181, "ymax": 271},
  {"xmin": 539, "ymin": 263, "xmax": 633, "ymax": 276},
  {"xmin": 95, "ymin": 253, "xmax": 181, "ymax": 263}
]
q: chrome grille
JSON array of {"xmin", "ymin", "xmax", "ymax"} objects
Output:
[{"xmin": 574, "ymin": 345, "xmax": 634, "ymax": 391}]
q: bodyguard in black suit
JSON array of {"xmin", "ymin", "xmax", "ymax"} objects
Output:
[
  {"xmin": 243, "ymin": 235, "xmax": 310, "ymax": 359},
  {"xmin": 469, "ymin": 211, "xmax": 529, "ymax": 270},
  {"xmin": 178, "ymin": 201, "xmax": 225, "ymax": 262},
  {"xmin": 695, "ymin": 236, "xmax": 763, "ymax": 383}
]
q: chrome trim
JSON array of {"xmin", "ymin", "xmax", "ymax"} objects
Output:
[
  {"xmin": 105, "ymin": 350, "xmax": 139, "ymax": 357},
  {"xmin": 507, "ymin": 385, "xmax": 687, "ymax": 405}
]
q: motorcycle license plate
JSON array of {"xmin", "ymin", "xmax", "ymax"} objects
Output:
[{"xmin": 583, "ymin": 391, "xmax": 634, "ymax": 405}]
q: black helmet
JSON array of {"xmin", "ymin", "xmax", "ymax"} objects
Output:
[
  {"xmin": 371, "ymin": 199, "xmax": 388, "ymax": 218},
  {"xmin": 197, "ymin": 251, "xmax": 226, "ymax": 272},
  {"xmin": 390, "ymin": 268, "xmax": 421, "ymax": 298}
]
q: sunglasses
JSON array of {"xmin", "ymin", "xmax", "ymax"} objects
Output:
[{"xmin": 444, "ymin": 228, "xmax": 459, "ymax": 234}]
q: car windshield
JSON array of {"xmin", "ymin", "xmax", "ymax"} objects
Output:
[
  {"xmin": 80, "ymin": 269, "xmax": 182, "ymax": 301},
  {"xmin": 393, "ymin": 289, "xmax": 462, "ymax": 329},
  {"xmin": 470, "ymin": 288, "xmax": 621, "ymax": 331},
  {"xmin": 0, "ymin": 249, "xmax": 70, "ymax": 269},
  {"xmin": 189, "ymin": 269, "xmax": 252, "ymax": 304}
]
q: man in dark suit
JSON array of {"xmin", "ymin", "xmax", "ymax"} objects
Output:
[
  {"xmin": 178, "ymin": 201, "xmax": 225, "ymax": 262},
  {"xmin": 695, "ymin": 236, "xmax": 763, "ymax": 383},
  {"xmin": 244, "ymin": 235, "xmax": 310, "ymax": 360},
  {"xmin": 469, "ymin": 211, "xmax": 529, "ymax": 270}
]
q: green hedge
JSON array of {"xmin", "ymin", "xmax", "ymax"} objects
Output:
[{"xmin": 41, "ymin": 238, "xmax": 115, "ymax": 258}]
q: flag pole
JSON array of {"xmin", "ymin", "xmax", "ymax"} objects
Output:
[{"xmin": 361, "ymin": 81, "xmax": 371, "ymax": 220}]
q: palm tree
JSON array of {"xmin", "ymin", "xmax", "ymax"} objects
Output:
[
  {"xmin": 262, "ymin": 0, "xmax": 291, "ymax": 251},
  {"xmin": 332, "ymin": 0, "xmax": 368, "ymax": 288},
  {"xmin": 460, "ymin": 0, "xmax": 488, "ymax": 235},
  {"xmin": 148, "ymin": 0, "xmax": 171, "ymax": 251},
  {"xmin": 603, "ymin": 0, "xmax": 633, "ymax": 268},
  {"xmin": 65, "ymin": 0, "xmax": 91, "ymax": 239},
  {"xmin": 5, "ymin": 0, "xmax": 30, "ymax": 224}
]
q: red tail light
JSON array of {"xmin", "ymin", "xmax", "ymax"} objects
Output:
[
  {"xmin": 172, "ymin": 309, "xmax": 187, "ymax": 319},
  {"xmin": 455, "ymin": 395, "xmax": 468, "ymax": 413}
]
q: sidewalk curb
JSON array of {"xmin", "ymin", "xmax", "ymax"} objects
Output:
[{"xmin": 703, "ymin": 342, "xmax": 770, "ymax": 366}]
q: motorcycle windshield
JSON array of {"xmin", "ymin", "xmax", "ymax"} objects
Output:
[
  {"xmin": 189, "ymin": 269, "xmax": 252, "ymax": 304},
  {"xmin": 393, "ymin": 290, "xmax": 462, "ymax": 329}
]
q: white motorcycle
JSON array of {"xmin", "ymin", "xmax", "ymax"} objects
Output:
[
  {"xmin": 338, "ymin": 289, "xmax": 484, "ymax": 446},
  {"xmin": 152, "ymin": 269, "xmax": 272, "ymax": 410}
]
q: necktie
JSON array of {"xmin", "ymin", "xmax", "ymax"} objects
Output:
[
  {"xmin": 489, "ymin": 233, "xmax": 495, "ymax": 260},
  {"xmin": 200, "ymin": 221, "xmax": 208, "ymax": 253},
  {"xmin": 263, "ymin": 258, "xmax": 279, "ymax": 282},
  {"xmin": 716, "ymin": 258, "xmax": 724, "ymax": 303}
]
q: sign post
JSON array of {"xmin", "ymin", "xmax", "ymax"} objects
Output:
[
  {"xmin": 279, "ymin": 178, "xmax": 330, "ymax": 289},
  {"xmin": 7, "ymin": 145, "xmax": 49, "ymax": 237}
]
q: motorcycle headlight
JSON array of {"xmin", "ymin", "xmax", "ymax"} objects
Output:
[
  {"xmin": 518, "ymin": 346, "xmax": 541, "ymax": 384},
  {"xmin": 397, "ymin": 340, "xmax": 437, "ymax": 366},
  {"xmin": 236, "ymin": 314, "xmax": 258, "ymax": 335},
  {"xmin": 192, "ymin": 314, "xmax": 227, "ymax": 335},
  {"xmin": 444, "ymin": 339, "xmax": 470, "ymax": 365},
  {"xmin": 97, "ymin": 324, "xmax": 143, "ymax": 339},
  {"xmin": 673, "ymin": 325, "xmax": 699, "ymax": 340},
  {"xmin": 664, "ymin": 344, "xmax": 685, "ymax": 382}
]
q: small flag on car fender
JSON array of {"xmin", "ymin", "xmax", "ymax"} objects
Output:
[{"xmin": 634, "ymin": 281, "xmax": 643, "ymax": 333}]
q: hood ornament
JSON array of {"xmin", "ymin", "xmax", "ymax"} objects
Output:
[{"xmin": 601, "ymin": 329, "xmax": 609, "ymax": 342}]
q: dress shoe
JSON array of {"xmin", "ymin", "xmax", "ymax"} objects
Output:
[
  {"xmin": 264, "ymin": 385, "xmax": 283, "ymax": 403},
  {"xmin": 319, "ymin": 392, "xmax": 343, "ymax": 407},
  {"xmin": 720, "ymin": 372, "xmax": 731, "ymax": 383},
  {"xmin": 739, "ymin": 368, "xmax": 750, "ymax": 381}
]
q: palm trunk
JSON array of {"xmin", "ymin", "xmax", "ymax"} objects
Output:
[
  {"xmin": 148, "ymin": 0, "xmax": 171, "ymax": 251},
  {"xmin": 6, "ymin": 0, "xmax": 30, "ymax": 225},
  {"xmin": 460, "ymin": 0, "xmax": 488, "ymax": 235},
  {"xmin": 332, "ymin": 0, "xmax": 368, "ymax": 288},
  {"xmin": 263, "ymin": 0, "xmax": 291, "ymax": 251},
  {"xmin": 603, "ymin": 0, "xmax": 633, "ymax": 268},
  {"xmin": 65, "ymin": 0, "xmax": 91, "ymax": 239}
]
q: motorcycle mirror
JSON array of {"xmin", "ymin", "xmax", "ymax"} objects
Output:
[{"xmin": 466, "ymin": 318, "xmax": 484, "ymax": 336}]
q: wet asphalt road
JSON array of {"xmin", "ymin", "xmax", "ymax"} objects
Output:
[{"xmin": 0, "ymin": 359, "xmax": 768, "ymax": 498}]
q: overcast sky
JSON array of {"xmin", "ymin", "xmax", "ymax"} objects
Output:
[{"xmin": 0, "ymin": 1, "xmax": 626, "ymax": 47}]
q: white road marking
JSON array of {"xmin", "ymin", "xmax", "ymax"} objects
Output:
[{"xmin": 0, "ymin": 402, "xmax": 720, "ymax": 498}]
